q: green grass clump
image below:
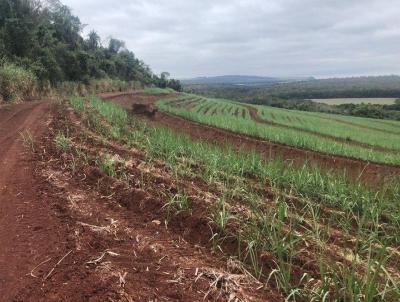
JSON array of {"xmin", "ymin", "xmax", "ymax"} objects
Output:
[
  {"xmin": 96, "ymin": 153, "xmax": 117, "ymax": 177},
  {"xmin": 162, "ymin": 189, "xmax": 190, "ymax": 218},
  {"xmin": 53, "ymin": 132, "xmax": 69, "ymax": 151}
]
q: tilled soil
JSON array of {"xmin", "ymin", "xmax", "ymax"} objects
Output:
[
  {"xmin": 0, "ymin": 100, "xmax": 279, "ymax": 301},
  {"xmin": 102, "ymin": 92, "xmax": 400, "ymax": 184}
]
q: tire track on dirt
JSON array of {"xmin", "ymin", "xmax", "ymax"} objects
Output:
[{"xmin": 0, "ymin": 101, "xmax": 65, "ymax": 301}]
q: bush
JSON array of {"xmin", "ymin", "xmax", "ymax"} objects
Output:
[{"xmin": 0, "ymin": 63, "xmax": 37, "ymax": 103}]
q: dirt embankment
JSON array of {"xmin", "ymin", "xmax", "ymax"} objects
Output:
[{"xmin": 103, "ymin": 92, "xmax": 400, "ymax": 184}]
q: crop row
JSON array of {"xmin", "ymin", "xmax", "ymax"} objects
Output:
[
  {"xmin": 157, "ymin": 94, "xmax": 400, "ymax": 165},
  {"xmin": 256, "ymin": 105, "xmax": 400, "ymax": 151}
]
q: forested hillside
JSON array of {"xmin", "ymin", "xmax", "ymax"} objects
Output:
[{"xmin": 0, "ymin": 0, "xmax": 181, "ymax": 102}]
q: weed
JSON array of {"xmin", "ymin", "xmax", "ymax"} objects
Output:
[
  {"xmin": 211, "ymin": 196, "xmax": 233, "ymax": 230},
  {"xmin": 20, "ymin": 130, "xmax": 35, "ymax": 152},
  {"xmin": 162, "ymin": 189, "xmax": 189, "ymax": 218},
  {"xmin": 97, "ymin": 154, "xmax": 117, "ymax": 177},
  {"xmin": 53, "ymin": 132, "xmax": 69, "ymax": 151}
]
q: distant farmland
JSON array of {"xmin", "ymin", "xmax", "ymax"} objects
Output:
[{"xmin": 312, "ymin": 97, "xmax": 398, "ymax": 105}]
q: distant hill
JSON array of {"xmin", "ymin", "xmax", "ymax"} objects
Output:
[
  {"xmin": 181, "ymin": 75, "xmax": 314, "ymax": 85},
  {"xmin": 184, "ymin": 75, "xmax": 400, "ymax": 100}
]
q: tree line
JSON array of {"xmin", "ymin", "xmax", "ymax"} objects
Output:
[
  {"xmin": 184, "ymin": 76, "xmax": 400, "ymax": 100},
  {"xmin": 0, "ymin": 0, "xmax": 181, "ymax": 92}
]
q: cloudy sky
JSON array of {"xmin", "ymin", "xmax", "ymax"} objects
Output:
[{"xmin": 62, "ymin": 0, "xmax": 400, "ymax": 79}]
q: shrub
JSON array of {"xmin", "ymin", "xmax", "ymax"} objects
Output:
[
  {"xmin": 53, "ymin": 132, "xmax": 69, "ymax": 151},
  {"xmin": 0, "ymin": 63, "xmax": 37, "ymax": 103}
]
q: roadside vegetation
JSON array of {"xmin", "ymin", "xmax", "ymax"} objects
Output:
[
  {"xmin": 63, "ymin": 95, "xmax": 400, "ymax": 301},
  {"xmin": 143, "ymin": 87, "xmax": 177, "ymax": 94},
  {"xmin": 156, "ymin": 95, "xmax": 400, "ymax": 165},
  {"xmin": 0, "ymin": 63, "xmax": 36, "ymax": 102}
]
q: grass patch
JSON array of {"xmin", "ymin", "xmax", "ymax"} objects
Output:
[{"xmin": 0, "ymin": 63, "xmax": 36, "ymax": 103}]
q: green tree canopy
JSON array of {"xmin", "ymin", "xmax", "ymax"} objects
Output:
[{"xmin": 0, "ymin": 0, "xmax": 182, "ymax": 91}]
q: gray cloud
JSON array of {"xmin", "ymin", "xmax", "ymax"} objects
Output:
[{"xmin": 62, "ymin": 0, "xmax": 400, "ymax": 78}]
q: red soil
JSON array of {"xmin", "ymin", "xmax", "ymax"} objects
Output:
[{"xmin": 0, "ymin": 101, "xmax": 63, "ymax": 300}]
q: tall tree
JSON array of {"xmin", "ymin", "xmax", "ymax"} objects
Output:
[
  {"xmin": 108, "ymin": 38, "xmax": 125, "ymax": 54},
  {"xmin": 87, "ymin": 30, "xmax": 100, "ymax": 50}
]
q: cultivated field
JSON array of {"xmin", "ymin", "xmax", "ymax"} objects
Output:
[
  {"xmin": 63, "ymin": 93, "xmax": 400, "ymax": 301},
  {"xmin": 312, "ymin": 98, "xmax": 398, "ymax": 105},
  {"xmin": 157, "ymin": 94, "xmax": 400, "ymax": 165},
  {"xmin": 3, "ymin": 91, "xmax": 400, "ymax": 301}
]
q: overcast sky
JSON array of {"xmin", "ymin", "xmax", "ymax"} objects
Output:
[{"xmin": 62, "ymin": 0, "xmax": 400, "ymax": 79}]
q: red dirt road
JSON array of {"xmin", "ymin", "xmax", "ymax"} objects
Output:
[{"xmin": 0, "ymin": 101, "xmax": 59, "ymax": 300}]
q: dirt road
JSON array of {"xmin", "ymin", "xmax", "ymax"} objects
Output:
[{"xmin": 0, "ymin": 101, "xmax": 60, "ymax": 300}]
